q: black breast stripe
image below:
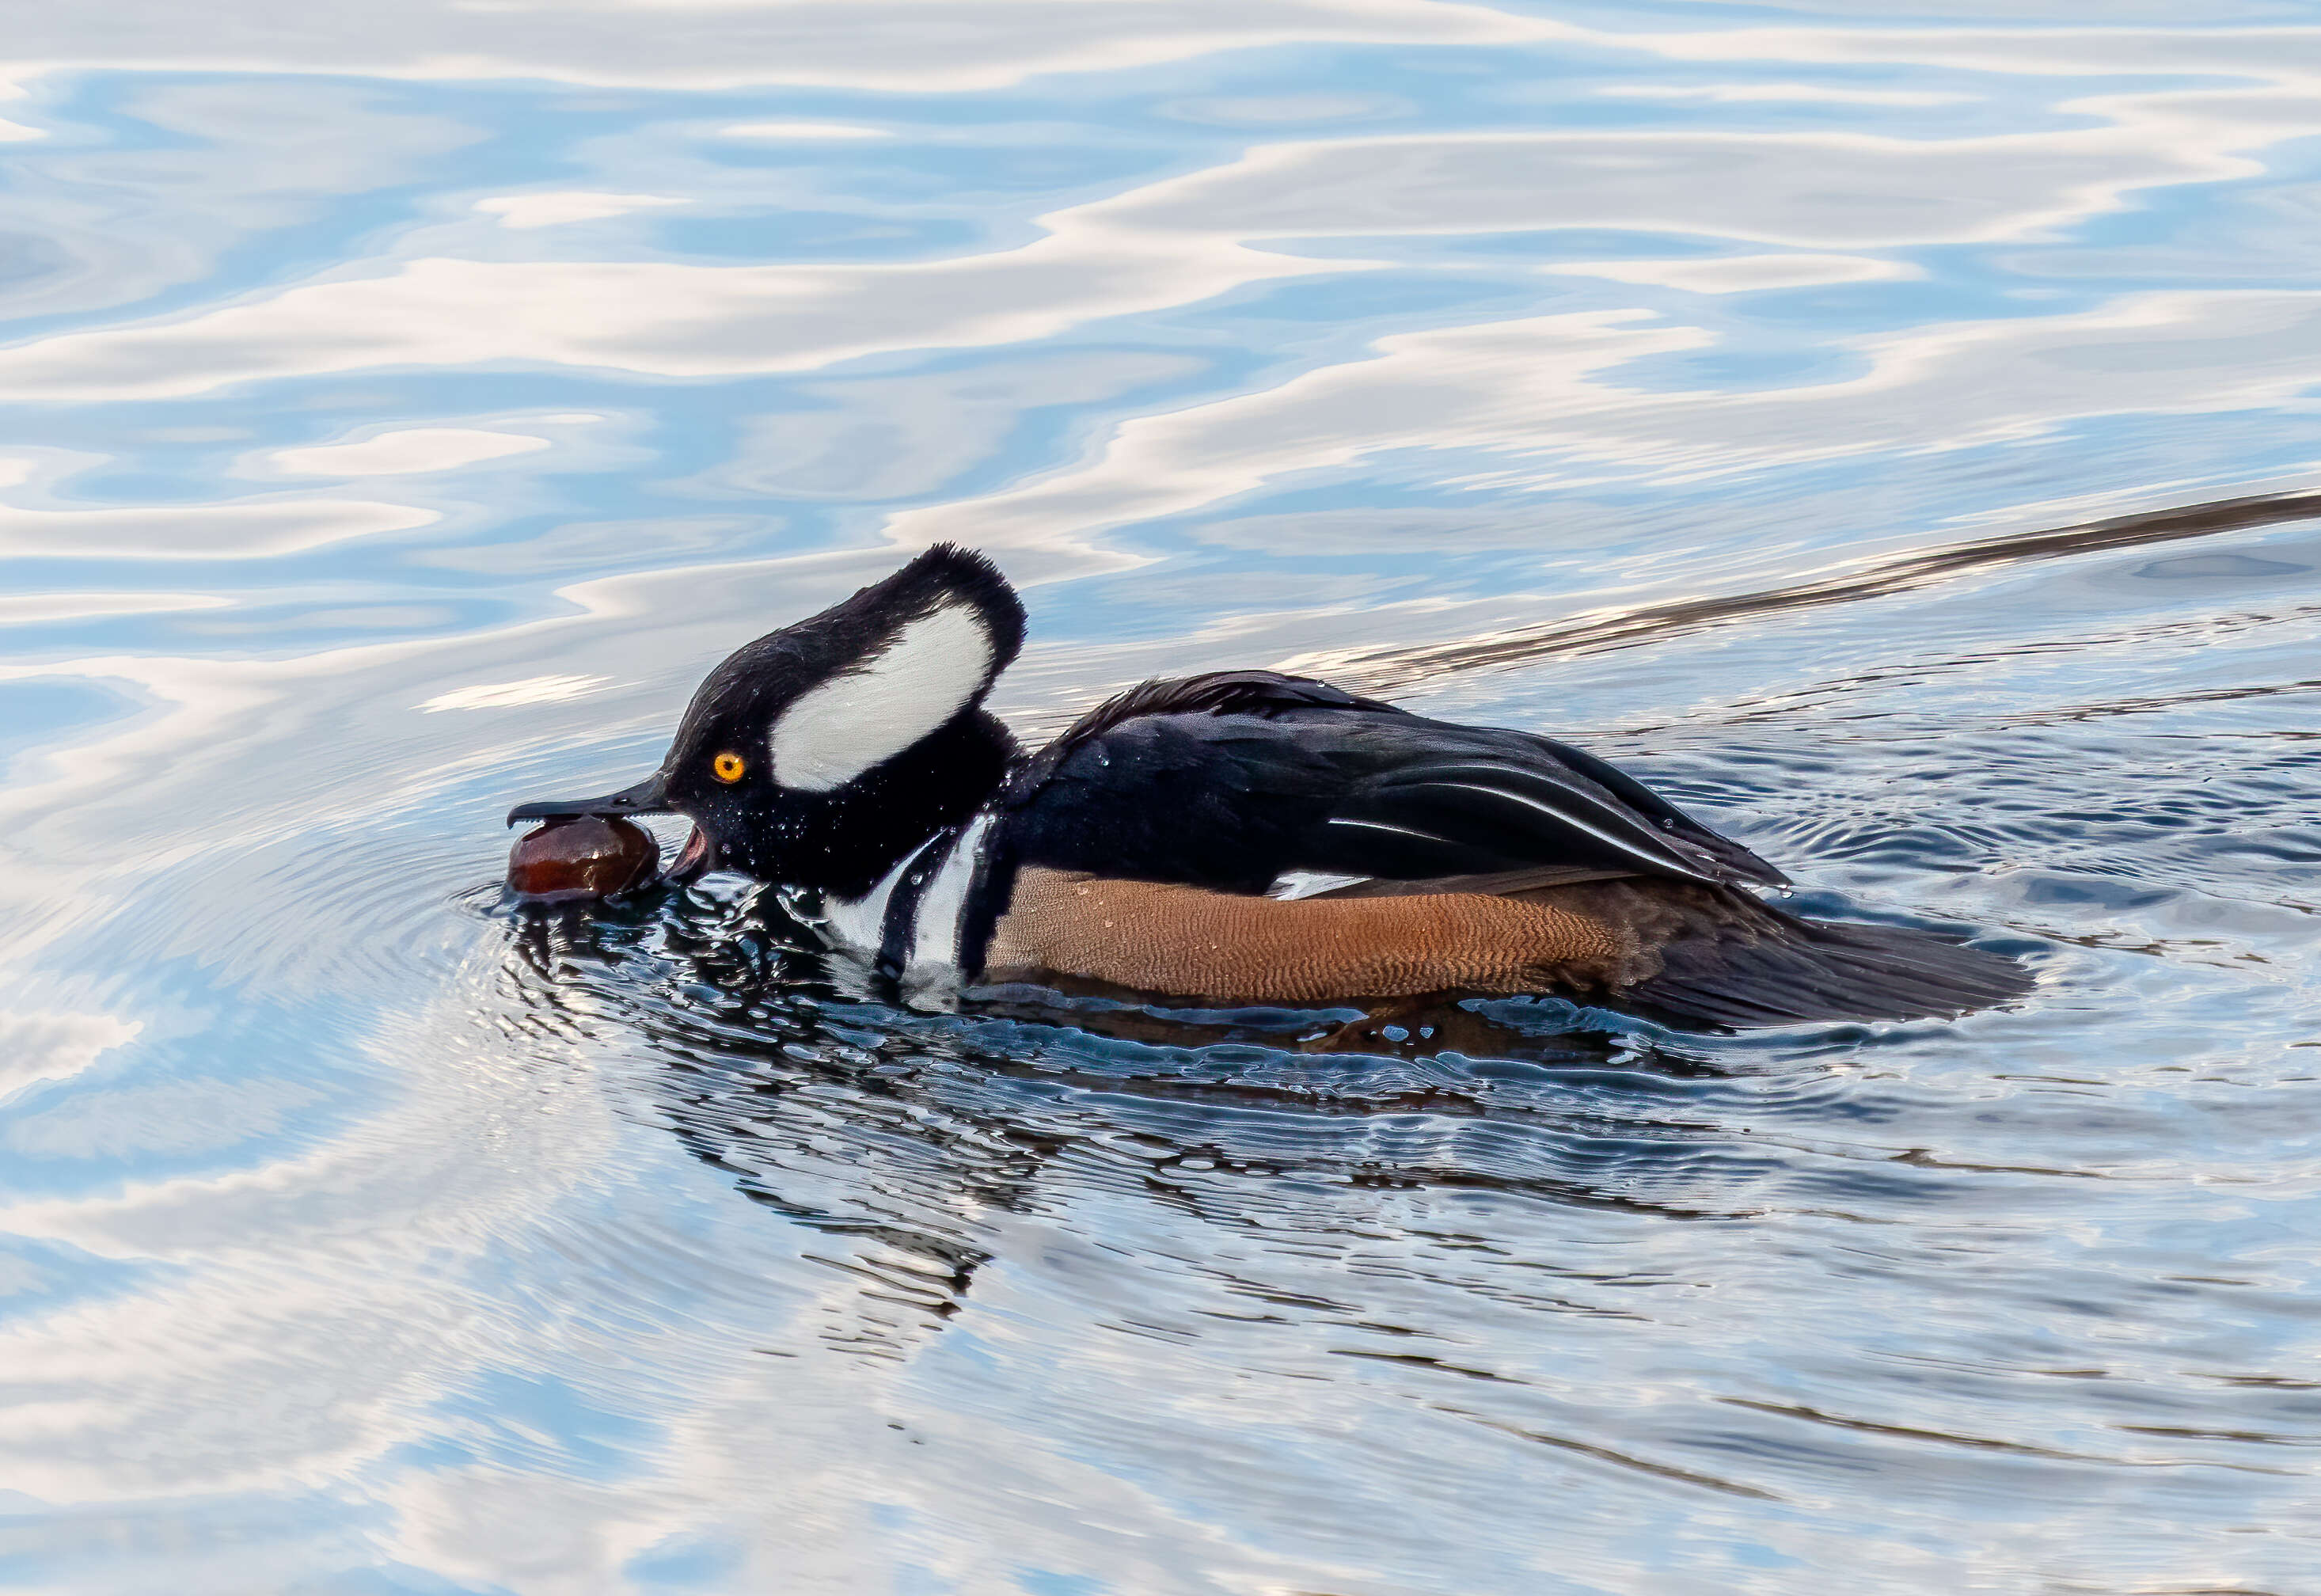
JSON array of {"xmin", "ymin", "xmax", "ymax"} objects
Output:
[
  {"xmin": 955, "ymin": 830, "xmax": 1017, "ymax": 979},
  {"xmin": 876, "ymin": 829, "xmax": 955, "ymax": 978}
]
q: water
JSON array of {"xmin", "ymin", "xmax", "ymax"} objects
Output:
[{"xmin": 5, "ymin": 3, "xmax": 2321, "ymax": 1590}]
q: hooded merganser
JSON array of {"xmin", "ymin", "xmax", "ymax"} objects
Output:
[{"xmin": 507, "ymin": 545, "xmax": 2032, "ymax": 1028}]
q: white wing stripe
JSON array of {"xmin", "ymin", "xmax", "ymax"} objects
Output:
[
  {"xmin": 1324, "ymin": 816, "xmax": 1464, "ymax": 846},
  {"xmin": 1267, "ymin": 869, "xmax": 1371, "ymax": 900},
  {"xmin": 1411, "ymin": 780, "xmax": 1706, "ymax": 878}
]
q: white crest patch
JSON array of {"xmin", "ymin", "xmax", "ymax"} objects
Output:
[{"xmin": 769, "ymin": 602, "xmax": 994, "ymax": 791}]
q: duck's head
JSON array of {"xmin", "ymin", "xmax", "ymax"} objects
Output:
[{"xmin": 507, "ymin": 544, "xmax": 1026, "ymax": 895}]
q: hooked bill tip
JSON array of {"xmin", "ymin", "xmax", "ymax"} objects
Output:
[{"xmin": 504, "ymin": 777, "xmax": 669, "ymax": 829}]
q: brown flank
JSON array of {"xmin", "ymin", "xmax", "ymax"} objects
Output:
[
  {"xmin": 982, "ymin": 868, "xmax": 2036, "ymax": 1025},
  {"xmin": 985, "ymin": 867, "xmax": 1647, "ymax": 1003}
]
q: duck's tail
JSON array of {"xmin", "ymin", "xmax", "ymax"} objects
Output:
[{"xmin": 1610, "ymin": 884, "xmax": 2035, "ymax": 1029}]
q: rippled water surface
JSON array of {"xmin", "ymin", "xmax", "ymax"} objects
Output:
[{"xmin": 9, "ymin": 3, "xmax": 2321, "ymax": 1591}]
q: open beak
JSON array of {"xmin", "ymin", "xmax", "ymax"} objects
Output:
[
  {"xmin": 665, "ymin": 824, "xmax": 716, "ymax": 880},
  {"xmin": 505, "ymin": 773, "xmax": 671, "ymax": 828}
]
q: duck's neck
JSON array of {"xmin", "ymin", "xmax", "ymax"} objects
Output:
[{"xmin": 788, "ymin": 709, "xmax": 1016, "ymax": 897}]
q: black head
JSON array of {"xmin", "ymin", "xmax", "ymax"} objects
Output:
[{"xmin": 507, "ymin": 545, "xmax": 1026, "ymax": 894}]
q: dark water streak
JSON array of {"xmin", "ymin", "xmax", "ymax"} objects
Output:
[{"xmin": 1334, "ymin": 488, "xmax": 2321, "ymax": 694}]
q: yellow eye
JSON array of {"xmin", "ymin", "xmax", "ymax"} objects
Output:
[{"xmin": 712, "ymin": 751, "xmax": 746, "ymax": 784}]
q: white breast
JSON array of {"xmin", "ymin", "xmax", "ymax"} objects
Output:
[
  {"xmin": 905, "ymin": 813, "xmax": 996, "ymax": 971},
  {"xmin": 811, "ymin": 815, "xmax": 997, "ymax": 975},
  {"xmin": 817, "ymin": 834, "xmax": 940, "ymax": 954}
]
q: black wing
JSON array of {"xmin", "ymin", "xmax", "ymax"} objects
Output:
[{"xmin": 997, "ymin": 671, "xmax": 1786, "ymax": 894}]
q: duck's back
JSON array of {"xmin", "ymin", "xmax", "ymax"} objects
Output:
[
  {"xmin": 971, "ymin": 671, "xmax": 2031, "ymax": 1028},
  {"xmin": 987, "ymin": 670, "xmax": 1786, "ymax": 890}
]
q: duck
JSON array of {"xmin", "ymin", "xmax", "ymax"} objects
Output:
[{"xmin": 507, "ymin": 545, "xmax": 2033, "ymax": 1028}]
